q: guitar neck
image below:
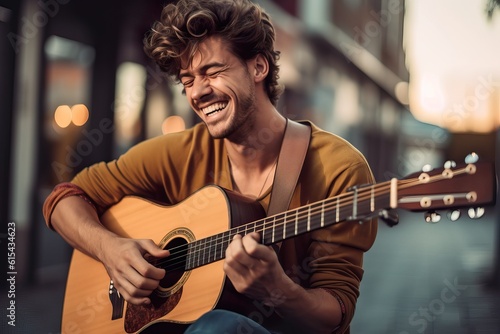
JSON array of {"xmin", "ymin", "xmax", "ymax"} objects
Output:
[
  {"xmin": 183, "ymin": 181, "xmax": 393, "ymax": 270},
  {"xmin": 163, "ymin": 161, "xmax": 494, "ymax": 272}
]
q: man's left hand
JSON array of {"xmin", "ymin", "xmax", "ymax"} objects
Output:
[{"xmin": 224, "ymin": 232, "xmax": 295, "ymax": 306}]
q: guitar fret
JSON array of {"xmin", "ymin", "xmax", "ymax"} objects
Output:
[
  {"xmin": 294, "ymin": 210, "xmax": 298, "ymax": 235},
  {"xmin": 186, "ymin": 243, "xmax": 192, "ymax": 270},
  {"xmin": 194, "ymin": 240, "xmax": 199, "ymax": 268},
  {"xmin": 371, "ymin": 185, "xmax": 375, "ymax": 212},
  {"xmin": 199, "ymin": 239, "xmax": 206, "ymax": 266},
  {"xmin": 261, "ymin": 219, "xmax": 266, "ymax": 244},
  {"xmin": 193, "ymin": 242, "xmax": 198, "ymax": 269},
  {"xmin": 272, "ymin": 216, "xmax": 276, "ymax": 243},
  {"xmin": 213, "ymin": 236, "xmax": 219, "ymax": 263},
  {"xmin": 222, "ymin": 231, "xmax": 229, "ymax": 259},
  {"xmin": 283, "ymin": 212, "xmax": 287, "ymax": 240},
  {"xmin": 285, "ymin": 212, "xmax": 294, "ymax": 239},
  {"xmin": 307, "ymin": 206, "xmax": 311, "ymax": 231},
  {"xmin": 190, "ymin": 241, "xmax": 195, "ymax": 269},
  {"xmin": 273, "ymin": 213, "xmax": 284, "ymax": 242},
  {"xmin": 321, "ymin": 201, "xmax": 325, "ymax": 227},
  {"xmin": 353, "ymin": 189, "xmax": 358, "ymax": 219},
  {"xmin": 211, "ymin": 235, "xmax": 217, "ymax": 262},
  {"xmin": 227, "ymin": 231, "xmax": 232, "ymax": 257},
  {"xmin": 201, "ymin": 238, "xmax": 207, "ymax": 266},
  {"xmin": 297, "ymin": 208, "xmax": 309, "ymax": 235},
  {"xmin": 257, "ymin": 219, "xmax": 268, "ymax": 244},
  {"xmin": 207, "ymin": 236, "xmax": 212, "ymax": 264},
  {"xmin": 336, "ymin": 197, "xmax": 340, "ymax": 222}
]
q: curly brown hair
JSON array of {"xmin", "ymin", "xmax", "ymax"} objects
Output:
[{"xmin": 143, "ymin": 0, "xmax": 283, "ymax": 105}]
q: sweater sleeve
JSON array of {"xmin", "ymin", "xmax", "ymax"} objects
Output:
[
  {"xmin": 284, "ymin": 124, "xmax": 378, "ymax": 334},
  {"xmin": 42, "ymin": 182, "xmax": 102, "ymax": 229},
  {"xmin": 308, "ymin": 161, "xmax": 377, "ymax": 334}
]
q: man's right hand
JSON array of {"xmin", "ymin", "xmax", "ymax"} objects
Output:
[
  {"xmin": 99, "ymin": 237, "xmax": 170, "ymax": 305},
  {"xmin": 50, "ymin": 196, "xmax": 170, "ymax": 306}
]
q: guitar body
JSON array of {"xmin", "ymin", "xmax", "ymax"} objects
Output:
[{"xmin": 61, "ymin": 186, "xmax": 266, "ymax": 334}]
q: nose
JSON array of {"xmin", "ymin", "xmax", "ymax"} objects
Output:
[{"xmin": 190, "ymin": 76, "xmax": 212, "ymax": 102}]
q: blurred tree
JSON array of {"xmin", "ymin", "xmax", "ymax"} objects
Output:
[{"xmin": 486, "ymin": 0, "xmax": 500, "ymax": 20}]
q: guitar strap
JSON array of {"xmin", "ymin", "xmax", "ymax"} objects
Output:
[{"xmin": 267, "ymin": 119, "xmax": 311, "ymax": 251}]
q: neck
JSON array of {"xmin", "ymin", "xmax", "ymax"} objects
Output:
[
  {"xmin": 225, "ymin": 111, "xmax": 286, "ymax": 197},
  {"xmin": 225, "ymin": 112, "xmax": 286, "ymax": 170}
]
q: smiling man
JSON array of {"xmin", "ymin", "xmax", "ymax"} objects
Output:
[{"xmin": 43, "ymin": 1, "xmax": 377, "ymax": 333}]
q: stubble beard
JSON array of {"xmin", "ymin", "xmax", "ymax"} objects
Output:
[{"xmin": 209, "ymin": 84, "xmax": 257, "ymax": 142}]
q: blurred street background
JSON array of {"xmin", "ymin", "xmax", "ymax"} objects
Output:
[{"xmin": 1, "ymin": 0, "xmax": 499, "ymax": 333}]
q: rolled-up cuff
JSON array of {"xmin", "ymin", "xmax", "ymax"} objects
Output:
[
  {"xmin": 320, "ymin": 288, "xmax": 347, "ymax": 333},
  {"xmin": 42, "ymin": 182, "xmax": 101, "ymax": 229}
]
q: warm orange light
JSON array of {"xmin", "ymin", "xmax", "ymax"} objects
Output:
[
  {"xmin": 162, "ymin": 116, "xmax": 186, "ymax": 134},
  {"xmin": 71, "ymin": 104, "xmax": 89, "ymax": 126},
  {"xmin": 54, "ymin": 105, "xmax": 72, "ymax": 128},
  {"xmin": 405, "ymin": 1, "xmax": 500, "ymax": 133}
]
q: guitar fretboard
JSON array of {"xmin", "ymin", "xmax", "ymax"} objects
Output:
[{"xmin": 182, "ymin": 182, "xmax": 392, "ymax": 270}]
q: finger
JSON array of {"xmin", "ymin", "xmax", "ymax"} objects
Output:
[
  {"xmin": 140, "ymin": 239, "xmax": 171, "ymax": 258},
  {"xmin": 227, "ymin": 234, "xmax": 256, "ymax": 269},
  {"xmin": 136, "ymin": 240, "xmax": 169, "ymax": 280},
  {"xmin": 126, "ymin": 266, "xmax": 163, "ymax": 291},
  {"xmin": 225, "ymin": 244, "xmax": 252, "ymax": 273},
  {"xmin": 132, "ymin": 258, "xmax": 166, "ymax": 281},
  {"xmin": 246, "ymin": 232, "xmax": 261, "ymax": 243},
  {"xmin": 114, "ymin": 277, "xmax": 153, "ymax": 305},
  {"xmin": 241, "ymin": 232, "xmax": 260, "ymax": 255},
  {"xmin": 241, "ymin": 233, "xmax": 275, "ymax": 261}
]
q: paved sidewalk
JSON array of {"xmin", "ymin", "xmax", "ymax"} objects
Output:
[{"xmin": 352, "ymin": 210, "xmax": 500, "ymax": 334}]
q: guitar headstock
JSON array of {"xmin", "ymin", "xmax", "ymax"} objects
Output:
[{"xmin": 396, "ymin": 154, "xmax": 496, "ymax": 223}]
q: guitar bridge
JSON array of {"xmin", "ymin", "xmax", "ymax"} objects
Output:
[{"xmin": 109, "ymin": 280, "xmax": 125, "ymax": 320}]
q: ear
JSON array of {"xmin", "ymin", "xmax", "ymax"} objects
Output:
[{"xmin": 250, "ymin": 54, "xmax": 269, "ymax": 83}]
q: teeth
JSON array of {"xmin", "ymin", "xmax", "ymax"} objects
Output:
[{"xmin": 202, "ymin": 102, "xmax": 227, "ymax": 115}]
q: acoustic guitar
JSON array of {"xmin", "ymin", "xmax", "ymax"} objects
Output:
[{"xmin": 60, "ymin": 161, "xmax": 496, "ymax": 333}]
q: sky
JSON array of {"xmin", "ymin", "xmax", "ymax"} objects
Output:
[{"xmin": 404, "ymin": 0, "xmax": 500, "ymax": 132}]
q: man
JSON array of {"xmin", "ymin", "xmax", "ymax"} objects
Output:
[{"xmin": 43, "ymin": 0, "xmax": 377, "ymax": 333}]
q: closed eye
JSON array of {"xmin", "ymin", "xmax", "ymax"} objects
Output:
[
  {"xmin": 207, "ymin": 70, "xmax": 222, "ymax": 78},
  {"xmin": 181, "ymin": 78, "xmax": 194, "ymax": 88}
]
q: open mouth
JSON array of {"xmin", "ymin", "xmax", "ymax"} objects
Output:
[{"xmin": 202, "ymin": 102, "xmax": 227, "ymax": 117}]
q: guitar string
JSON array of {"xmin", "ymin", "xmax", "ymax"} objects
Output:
[
  {"xmin": 153, "ymin": 180, "xmax": 394, "ymax": 270},
  {"xmin": 155, "ymin": 175, "xmax": 445, "ymax": 271},
  {"xmin": 152, "ymin": 169, "xmax": 466, "ymax": 271},
  {"xmin": 154, "ymin": 175, "xmax": 445, "ymax": 271}
]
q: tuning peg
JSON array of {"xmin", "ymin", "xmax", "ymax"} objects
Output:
[
  {"xmin": 444, "ymin": 160, "xmax": 456, "ymax": 169},
  {"xmin": 379, "ymin": 209, "xmax": 399, "ymax": 227},
  {"xmin": 465, "ymin": 152, "xmax": 479, "ymax": 164},
  {"xmin": 422, "ymin": 164, "xmax": 433, "ymax": 172},
  {"xmin": 447, "ymin": 209, "xmax": 461, "ymax": 222},
  {"xmin": 425, "ymin": 211, "xmax": 441, "ymax": 224},
  {"xmin": 468, "ymin": 207, "xmax": 485, "ymax": 219}
]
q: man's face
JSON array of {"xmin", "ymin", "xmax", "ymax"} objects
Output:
[{"xmin": 179, "ymin": 36, "xmax": 257, "ymax": 139}]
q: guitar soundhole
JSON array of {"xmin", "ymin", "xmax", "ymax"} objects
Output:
[
  {"xmin": 159, "ymin": 237, "xmax": 187, "ymax": 289},
  {"xmin": 152, "ymin": 233, "xmax": 192, "ymax": 300}
]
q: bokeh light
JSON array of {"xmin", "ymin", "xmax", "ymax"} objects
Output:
[
  {"xmin": 71, "ymin": 104, "xmax": 89, "ymax": 126},
  {"xmin": 162, "ymin": 115, "xmax": 186, "ymax": 134},
  {"xmin": 54, "ymin": 105, "xmax": 72, "ymax": 128}
]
